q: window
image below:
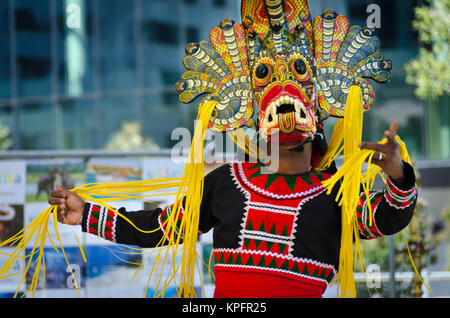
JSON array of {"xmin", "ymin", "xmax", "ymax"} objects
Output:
[
  {"xmin": 213, "ymin": 0, "xmax": 226, "ymax": 7},
  {"xmin": 142, "ymin": 21, "xmax": 178, "ymax": 45},
  {"xmin": 17, "ymin": 103, "xmax": 53, "ymax": 149},
  {"xmin": 186, "ymin": 26, "xmax": 199, "ymax": 43},
  {"xmin": 0, "ymin": 1, "xmax": 11, "ymax": 99},
  {"xmin": 14, "ymin": 1, "xmax": 52, "ymax": 97}
]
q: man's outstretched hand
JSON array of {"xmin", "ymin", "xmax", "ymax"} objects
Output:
[
  {"xmin": 359, "ymin": 120, "xmax": 405, "ymax": 183},
  {"xmin": 48, "ymin": 184, "xmax": 85, "ymax": 225}
]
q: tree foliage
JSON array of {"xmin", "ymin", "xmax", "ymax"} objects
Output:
[
  {"xmin": 104, "ymin": 121, "xmax": 159, "ymax": 151},
  {"xmin": 404, "ymin": 0, "xmax": 450, "ymax": 100},
  {"xmin": 0, "ymin": 120, "xmax": 13, "ymax": 151}
]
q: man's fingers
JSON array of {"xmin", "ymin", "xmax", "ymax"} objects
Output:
[
  {"xmin": 55, "ymin": 184, "xmax": 71, "ymax": 197},
  {"xmin": 50, "ymin": 190, "xmax": 67, "ymax": 199},
  {"xmin": 384, "ymin": 130, "xmax": 398, "ymax": 144},
  {"xmin": 389, "ymin": 120, "xmax": 398, "ymax": 136},
  {"xmin": 372, "ymin": 151, "xmax": 384, "ymax": 162},
  {"xmin": 385, "ymin": 121, "xmax": 399, "ymax": 145},
  {"xmin": 48, "ymin": 197, "xmax": 65, "ymax": 206},
  {"xmin": 359, "ymin": 142, "xmax": 388, "ymax": 153}
]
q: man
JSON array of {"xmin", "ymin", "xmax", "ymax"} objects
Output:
[{"xmin": 49, "ymin": 0, "xmax": 418, "ymax": 298}]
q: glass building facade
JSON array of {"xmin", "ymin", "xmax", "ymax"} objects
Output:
[
  {"xmin": 0, "ymin": 0, "xmax": 448, "ymax": 160},
  {"xmin": 0, "ymin": 0, "xmax": 241, "ymax": 151}
]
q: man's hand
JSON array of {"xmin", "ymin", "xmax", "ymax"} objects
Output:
[
  {"xmin": 48, "ymin": 184, "xmax": 85, "ymax": 225},
  {"xmin": 359, "ymin": 120, "xmax": 405, "ymax": 183}
]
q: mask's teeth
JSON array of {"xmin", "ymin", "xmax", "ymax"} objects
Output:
[
  {"xmin": 270, "ymin": 102, "xmax": 276, "ymax": 123},
  {"xmin": 294, "ymin": 98, "xmax": 302, "ymax": 113},
  {"xmin": 275, "ymin": 95, "xmax": 296, "ymax": 112},
  {"xmin": 294, "ymin": 99, "xmax": 308, "ymax": 124},
  {"xmin": 294, "ymin": 111, "xmax": 300, "ymax": 122}
]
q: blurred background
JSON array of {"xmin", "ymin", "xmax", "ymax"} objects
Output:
[{"xmin": 0, "ymin": 0, "xmax": 449, "ymax": 298}]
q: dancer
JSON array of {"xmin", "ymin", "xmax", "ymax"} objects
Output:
[{"xmin": 49, "ymin": 0, "xmax": 417, "ymax": 298}]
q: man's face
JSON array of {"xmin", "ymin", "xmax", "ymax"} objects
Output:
[{"xmin": 253, "ymin": 52, "xmax": 317, "ymax": 144}]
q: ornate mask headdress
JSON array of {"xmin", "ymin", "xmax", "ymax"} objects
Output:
[{"xmin": 176, "ymin": 0, "xmax": 392, "ymax": 157}]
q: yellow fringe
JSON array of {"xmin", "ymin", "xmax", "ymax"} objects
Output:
[
  {"xmin": 0, "ymin": 206, "xmax": 84, "ymax": 298},
  {"xmin": 322, "ymin": 85, "xmax": 364, "ymax": 298},
  {"xmin": 316, "ymin": 117, "xmax": 345, "ymax": 171},
  {"xmin": 0, "ymin": 100, "xmax": 216, "ymax": 298},
  {"xmin": 320, "ymin": 86, "xmax": 426, "ymax": 297}
]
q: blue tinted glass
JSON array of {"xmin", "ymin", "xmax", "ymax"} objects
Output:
[
  {"xmin": 141, "ymin": 93, "xmax": 187, "ymax": 149},
  {"xmin": 96, "ymin": 0, "xmax": 136, "ymax": 92},
  {"xmin": 15, "ymin": 0, "xmax": 52, "ymax": 98},
  {"xmin": 0, "ymin": 1, "xmax": 11, "ymax": 100},
  {"xmin": 17, "ymin": 102, "xmax": 53, "ymax": 149},
  {"xmin": 55, "ymin": 99, "xmax": 96, "ymax": 149},
  {"xmin": 140, "ymin": 0, "xmax": 181, "ymax": 89},
  {"xmin": 97, "ymin": 95, "xmax": 138, "ymax": 148}
]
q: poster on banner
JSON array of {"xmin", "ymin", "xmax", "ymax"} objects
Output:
[
  {"xmin": 82, "ymin": 158, "xmax": 146, "ymax": 297},
  {"xmin": 0, "ymin": 247, "xmax": 25, "ymax": 297},
  {"xmin": 86, "ymin": 157, "xmax": 142, "ymax": 184},
  {"xmin": 141, "ymin": 243, "xmax": 204, "ymax": 298},
  {"xmin": 84, "ymin": 244, "xmax": 144, "ymax": 298},
  {"xmin": 0, "ymin": 204, "xmax": 24, "ymax": 246},
  {"xmin": 24, "ymin": 245, "xmax": 86, "ymax": 297},
  {"xmin": 24, "ymin": 203, "xmax": 83, "ymax": 247},
  {"xmin": 142, "ymin": 157, "xmax": 185, "ymax": 206},
  {"xmin": 84, "ymin": 156, "xmax": 144, "ymax": 245},
  {"xmin": 0, "ymin": 160, "xmax": 25, "ymax": 204},
  {"xmin": 26, "ymin": 159, "xmax": 85, "ymax": 203},
  {"xmin": 0, "ymin": 160, "xmax": 25, "ymax": 248}
]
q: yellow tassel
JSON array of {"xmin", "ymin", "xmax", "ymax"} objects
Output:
[
  {"xmin": 168, "ymin": 100, "xmax": 216, "ymax": 297},
  {"xmin": 0, "ymin": 206, "xmax": 84, "ymax": 298},
  {"xmin": 316, "ymin": 118, "xmax": 344, "ymax": 171},
  {"xmin": 321, "ymin": 86, "xmax": 420, "ymax": 298},
  {"xmin": 330, "ymin": 85, "xmax": 364, "ymax": 298}
]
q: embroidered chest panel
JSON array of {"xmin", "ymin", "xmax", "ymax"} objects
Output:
[
  {"xmin": 213, "ymin": 162, "xmax": 337, "ymax": 287},
  {"xmin": 232, "ymin": 162, "xmax": 332, "ymax": 256}
]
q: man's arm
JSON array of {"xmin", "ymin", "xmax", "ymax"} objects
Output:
[
  {"xmin": 357, "ymin": 120, "xmax": 418, "ymax": 239},
  {"xmin": 80, "ymin": 202, "xmax": 177, "ymax": 247},
  {"xmin": 356, "ymin": 161, "xmax": 417, "ymax": 239},
  {"xmin": 48, "ymin": 167, "xmax": 220, "ymax": 248}
]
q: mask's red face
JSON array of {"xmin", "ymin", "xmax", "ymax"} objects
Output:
[{"xmin": 253, "ymin": 53, "xmax": 317, "ymax": 144}]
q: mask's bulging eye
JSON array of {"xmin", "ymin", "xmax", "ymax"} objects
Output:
[
  {"xmin": 291, "ymin": 58, "xmax": 310, "ymax": 82},
  {"xmin": 254, "ymin": 63, "xmax": 272, "ymax": 87}
]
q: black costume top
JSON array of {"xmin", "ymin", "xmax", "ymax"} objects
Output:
[{"xmin": 81, "ymin": 161, "xmax": 417, "ymax": 297}]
